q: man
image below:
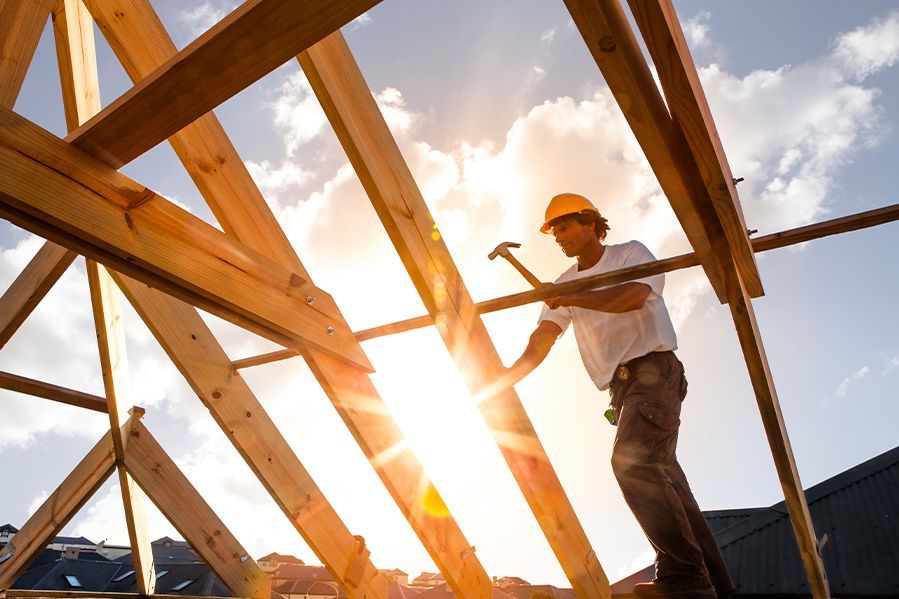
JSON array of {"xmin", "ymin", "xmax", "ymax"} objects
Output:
[{"xmin": 501, "ymin": 193, "xmax": 733, "ymax": 598}]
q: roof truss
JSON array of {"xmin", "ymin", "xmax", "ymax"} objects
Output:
[{"xmin": 3, "ymin": 1, "xmax": 897, "ymax": 597}]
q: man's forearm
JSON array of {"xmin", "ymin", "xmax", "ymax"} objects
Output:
[{"xmin": 552, "ymin": 282, "xmax": 650, "ymax": 313}]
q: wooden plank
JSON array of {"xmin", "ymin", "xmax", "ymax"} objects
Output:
[
  {"xmin": 0, "ymin": 242, "xmax": 76, "ymax": 350},
  {"xmin": 53, "ymin": 6, "xmax": 153, "ymax": 589},
  {"xmin": 111, "ymin": 273, "xmax": 387, "ymax": 599},
  {"xmin": 0, "ymin": 110, "xmax": 370, "ymax": 372},
  {"xmin": 300, "ymin": 32, "xmax": 609, "ymax": 598},
  {"xmin": 562, "ymin": 0, "xmax": 735, "ymax": 303},
  {"xmin": 123, "ymin": 420, "xmax": 271, "ymax": 599},
  {"xmin": 234, "ymin": 201, "xmax": 899, "ymax": 368},
  {"xmin": 82, "ymin": 2, "xmax": 494, "ymax": 592},
  {"xmin": 7, "ymin": 592, "xmax": 236, "ymax": 599},
  {"xmin": 0, "ymin": 369, "xmax": 107, "ymax": 412},
  {"xmin": 627, "ymin": 0, "xmax": 763, "ymax": 299},
  {"xmin": 726, "ymin": 268, "xmax": 830, "ymax": 598},
  {"xmin": 70, "ymin": 0, "xmax": 381, "ymax": 168},
  {"xmin": 0, "ymin": 431, "xmax": 115, "ymax": 589},
  {"xmin": 82, "ymin": 0, "xmax": 306, "ymax": 274},
  {"xmin": 0, "ymin": 0, "xmax": 53, "ymax": 109}
]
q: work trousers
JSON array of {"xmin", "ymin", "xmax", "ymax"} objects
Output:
[{"xmin": 609, "ymin": 351, "xmax": 732, "ymax": 592}]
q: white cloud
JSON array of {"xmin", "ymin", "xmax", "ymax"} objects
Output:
[
  {"xmin": 614, "ymin": 546, "xmax": 654, "ymax": 581},
  {"xmin": 683, "ymin": 11, "xmax": 712, "ymax": 48},
  {"xmin": 245, "ymin": 160, "xmax": 315, "ymax": 210},
  {"xmin": 833, "ymin": 11, "xmax": 899, "ymax": 80},
  {"xmin": 836, "ymin": 365, "xmax": 870, "ymax": 397},
  {"xmin": 352, "ymin": 12, "xmax": 373, "ymax": 29},
  {"xmin": 27, "ymin": 490, "xmax": 49, "ymax": 517},
  {"xmin": 540, "ymin": 27, "xmax": 558, "ymax": 44},
  {"xmin": 269, "ymin": 71, "xmax": 329, "ymax": 156},
  {"xmin": 882, "ymin": 354, "xmax": 899, "ymax": 377},
  {"xmin": 179, "ymin": 1, "xmax": 240, "ymax": 37}
]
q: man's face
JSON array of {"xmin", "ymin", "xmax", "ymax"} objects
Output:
[{"xmin": 550, "ymin": 217, "xmax": 596, "ymax": 257}]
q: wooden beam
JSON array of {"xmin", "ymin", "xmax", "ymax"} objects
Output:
[
  {"xmin": 0, "ymin": 0, "xmax": 53, "ymax": 109},
  {"xmin": 627, "ymin": 0, "xmax": 762, "ymax": 298},
  {"xmin": 725, "ymin": 268, "xmax": 830, "ymax": 598},
  {"xmin": 0, "ymin": 431, "xmax": 115, "ymax": 589},
  {"xmin": 111, "ymin": 273, "xmax": 387, "ymax": 599},
  {"xmin": 234, "ymin": 201, "xmax": 899, "ymax": 368},
  {"xmin": 0, "ymin": 110, "xmax": 370, "ymax": 372},
  {"xmin": 81, "ymin": 2, "xmax": 494, "ymax": 592},
  {"xmin": 0, "ymin": 369, "xmax": 107, "ymax": 412},
  {"xmin": 70, "ymin": 0, "xmax": 381, "ymax": 168},
  {"xmin": 123, "ymin": 420, "xmax": 271, "ymax": 599},
  {"xmin": 53, "ymin": 6, "xmax": 154, "ymax": 590},
  {"xmin": 0, "ymin": 242, "xmax": 76, "ymax": 350},
  {"xmin": 300, "ymin": 32, "xmax": 610, "ymax": 598},
  {"xmin": 562, "ymin": 0, "xmax": 739, "ymax": 302},
  {"xmin": 6, "ymin": 592, "xmax": 237, "ymax": 599}
]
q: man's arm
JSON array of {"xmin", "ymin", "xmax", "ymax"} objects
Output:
[
  {"xmin": 501, "ymin": 320, "xmax": 564, "ymax": 387},
  {"xmin": 545, "ymin": 282, "xmax": 651, "ymax": 313}
]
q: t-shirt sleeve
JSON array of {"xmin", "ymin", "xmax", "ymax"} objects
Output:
[
  {"xmin": 538, "ymin": 303, "xmax": 571, "ymax": 335},
  {"xmin": 624, "ymin": 241, "xmax": 665, "ymax": 298}
]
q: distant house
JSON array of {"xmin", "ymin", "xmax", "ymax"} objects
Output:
[
  {"xmin": 410, "ymin": 571, "xmax": 445, "ymax": 587},
  {"xmin": 501, "ymin": 584, "xmax": 575, "ymax": 599},
  {"xmin": 382, "ymin": 568, "xmax": 409, "ymax": 586},
  {"xmin": 257, "ymin": 552, "xmax": 305, "ymax": 572},
  {"xmin": 612, "ymin": 444, "xmax": 899, "ymax": 596},
  {"xmin": 494, "ymin": 576, "xmax": 530, "ymax": 588}
]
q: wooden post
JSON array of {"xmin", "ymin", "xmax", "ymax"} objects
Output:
[
  {"xmin": 0, "ymin": 370, "xmax": 107, "ymax": 412},
  {"xmin": 0, "ymin": 432, "xmax": 115, "ymax": 589},
  {"xmin": 0, "ymin": 0, "xmax": 53, "ymax": 108},
  {"xmin": 300, "ymin": 32, "xmax": 610, "ymax": 598},
  {"xmin": 123, "ymin": 420, "xmax": 271, "ymax": 599}
]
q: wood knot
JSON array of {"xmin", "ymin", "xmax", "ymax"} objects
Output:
[{"xmin": 599, "ymin": 35, "xmax": 616, "ymax": 52}]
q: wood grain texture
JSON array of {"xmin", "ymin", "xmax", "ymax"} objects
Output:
[
  {"xmin": 726, "ymin": 269, "xmax": 830, "ymax": 598},
  {"xmin": 124, "ymin": 421, "xmax": 271, "ymax": 599},
  {"xmin": 300, "ymin": 32, "xmax": 608, "ymax": 598},
  {"xmin": 112, "ymin": 273, "xmax": 388, "ymax": 599},
  {"xmin": 562, "ymin": 0, "xmax": 735, "ymax": 303},
  {"xmin": 70, "ymin": 0, "xmax": 381, "ymax": 168},
  {"xmin": 80, "ymin": 1, "xmax": 491, "ymax": 589},
  {"xmin": 627, "ymin": 0, "xmax": 763, "ymax": 298},
  {"xmin": 0, "ymin": 110, "xmax": 370, "ymax": 372},
  {"xmin": 0, "ymin": 369, "xmax": 107, "ymax": 412},
  {"xmin": 0, "ymin": 432, "xmax": 115, "ymax": 589},
  {"xmin": 0, "ymin": 0, "xmax": 53, "ymax": 109}
]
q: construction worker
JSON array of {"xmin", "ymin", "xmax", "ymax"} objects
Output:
[{"xmin": 500, "ymin": 193, "xmax": 733, "ymax": 598}]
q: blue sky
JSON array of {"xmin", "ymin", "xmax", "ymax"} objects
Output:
[{"xmin": 2, "ymin": 0, "xmax": 898, "ymax": 587}]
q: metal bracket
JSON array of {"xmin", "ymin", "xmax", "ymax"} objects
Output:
[
  {"xmin": 460, "ymin": 545, "xmax": 476, "ymax": 561},
  {"xmin": 343, "ymin": 535, "xmax": 370, "ymax": 588},
  {"xmin": 0, "ymin": 540, "xmax": 15, "ymax": 564}
]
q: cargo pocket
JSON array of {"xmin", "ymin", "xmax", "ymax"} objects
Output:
[{"xmin": 637, "ymin": 402, "xmax": 680, "ymax": 432}]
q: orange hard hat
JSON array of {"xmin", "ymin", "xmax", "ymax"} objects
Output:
[{"xmin": 540, "ymin": 193, "xmax": 600, "ymax": 233}]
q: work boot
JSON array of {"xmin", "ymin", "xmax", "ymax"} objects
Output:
[{"xmin": 633, "ymin": 576, "xmax": 717, "ymax": 598}]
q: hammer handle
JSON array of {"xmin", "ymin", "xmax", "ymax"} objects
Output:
[{"xmin": 504, "ymin": 255, "xmax": 542, "ymax": 288}]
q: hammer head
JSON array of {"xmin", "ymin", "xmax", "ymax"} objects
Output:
[{"xmin": 488, "ymin": 241, "xmax": 521, "ymax": 260}]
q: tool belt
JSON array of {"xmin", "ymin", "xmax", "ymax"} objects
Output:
[{"xmin": 607, "ymin": 351, "xmax": 677, "ymax": 423}]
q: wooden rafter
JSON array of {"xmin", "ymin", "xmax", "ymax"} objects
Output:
[
  {"xmin": 80, "ymin": 1, "xmax": 495, "ymax": 593},
  {"xmin": 53, "ymin": 4, "xmax": 156, "ymax": 590},
  {"xmin": 71, "ymin": 0, "xmax": 381, "ymax": 168},
  {"xmin": 0, "ymin": 0, "xmax": 53, "ymax": 109},
  {"xmin": 0, "ymin": 109, "xmax": 370, "ymax": 372},
  {"xmin": 563, "ymin": 0, "xmax": 740, "ymax": 302},
  {"xmin": 112, "ymin": 273, "xmax": 389, "ymax": 599},
  {"xmin": 0, "ymin": 431, "xmax": 115, "ymax": 589},
  {"xmin": 300, "ymin": 32, "xmax": 610, "ymax": 598},
  {"xmin": 0, "ymin": 369, "xmax": 107, "ymax": 412},
  {"xmin": 627, "ymin": 0, "xmax": 762, "ymax": 300},
  {"xmin": 123, "ymin": 420, "xmax": 271, "ymax": 599}
]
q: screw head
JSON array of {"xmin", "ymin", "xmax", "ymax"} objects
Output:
[
  {"xmin": 306, "ymin": 295, "xmax": 315, "ymax": 304},
  {"xmin": 327, "ymin": 326, "xmax": 335, "ymax": 336}
]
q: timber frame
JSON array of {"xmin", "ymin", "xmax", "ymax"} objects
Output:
[{"xmin": 0, "ymin": 1, "xmax": 895, "ymax": 598}]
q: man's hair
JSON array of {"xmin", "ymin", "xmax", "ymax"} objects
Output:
[{"xmin": 548, "ymin": 212, "xmax": 610, "ymax": 241}]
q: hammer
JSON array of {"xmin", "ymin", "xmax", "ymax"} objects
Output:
[{"xmin": 488, "ymin": 242, "xmax": 542, "ymax": 288}]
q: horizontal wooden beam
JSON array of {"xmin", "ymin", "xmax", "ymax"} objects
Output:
[
  {"xmin": 627, "ymin": 0, "xmax": 762, "ymax": 299},
  {"xmin": 124, "ymin": 420, "xmax": 271, "ymax": 599},
  {"xmin": 71, "ymin": 0, "xmax": 381, "ymax": 168},
  {"xmin": 0, "ymin": 109, "xmax": 370, "ymax": 372},
  {"xmin": 0, "ymin": 369, "xmax": 107, "ymax": 412},
  {"xmin": 6, "ymin": 592, "xmax": 238, "ymax": 599},
  {"xmin": 0, "ymin": 431, "xmax": 115, "ymax": 589},
  {"xmin": 233, "ymin": 202, "xmax": 899, "ymax": 369}
]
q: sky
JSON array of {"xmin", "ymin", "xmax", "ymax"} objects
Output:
[{"xmin": 2, "ymin": 0, "xmax": 898, "ymax": 589}]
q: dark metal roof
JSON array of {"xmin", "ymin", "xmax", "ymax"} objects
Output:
[
  {"xmin": 11, "ymin": 558, "xmax": 120, "ymax": 591},
  {"xmin": 612, "ymin": 444, "xmax": 899, "ymax": 597},
  {"xmin": 105, "ymin": 561, "xmax": 229, "ymax": 596}
]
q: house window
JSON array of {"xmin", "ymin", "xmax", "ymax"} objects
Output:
[
  {"xmin": 171, "ymin": 579, "xmax": 195, "ymax": 591},
  {"xmin": 65, "ymin": 575, "xmax": 82, "ymax": 588},
  {"xmin": 156, "ymin": 571, "xmax": 169, "ymax": 580},
  {"xmin": 113, "ymin": 570, "xmax": 134, "ymax": 582}
]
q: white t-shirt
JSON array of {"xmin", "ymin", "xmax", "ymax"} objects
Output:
[{"xmin": 539, "ymin": 240, "xmax": 677, "ymax": 390}]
